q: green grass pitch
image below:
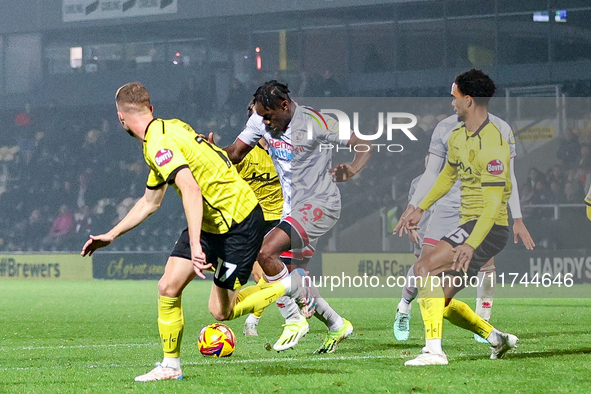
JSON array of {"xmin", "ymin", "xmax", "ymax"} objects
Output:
[{"xmin": 1, "ymin": 280, "xmax": 590, "ymax": 393}]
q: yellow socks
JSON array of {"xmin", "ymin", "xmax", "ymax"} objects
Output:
[
  {"xmin": 228, "ymin": 280, "xmax": 286, "ymax": 320},
  {"xmin": 158, "ymin": 295, "xmax": 184, "ymax": 358},
  {"xmin": 252, "ymin": 278, "xmax": 268, "ymax": 319},
  {"xmin": 418, "ymin": 276, "xmax": 445, "ymax": 340},
  {"xmin": 443, "ymin": 298, "xmax": 494, "ymax": 339}
]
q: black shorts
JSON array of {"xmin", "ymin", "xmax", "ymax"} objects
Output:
[
  {"xmin": 441, "ymin": 220, "xmax": 509, "ymax": 277},
  {"xmin": 261, "ymin": 219, "xmax": 280, "ymax": 237},
  {"xmin": 171, "ymin": 205, "xmax": 265, "ymax": 290}
]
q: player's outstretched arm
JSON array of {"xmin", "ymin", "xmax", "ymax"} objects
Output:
[
  {"xmin": 223, "ymin": 137, "xmax": 254, "ymax": 165},
  {"xmin": 329, "ymin": 134, "xmax": 372, "ymax": 182},
  {"xmin": 80, "ymin": 186, "xmax": 167, "ymax": 257},
  {"xmin": 507, "ymin": 157, "xmax": 535, "ymax": 249}
]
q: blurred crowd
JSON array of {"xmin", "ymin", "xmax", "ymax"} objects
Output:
[{"xmin": 0, "ymin": 106, "xmax": 185, "ymax": 252}]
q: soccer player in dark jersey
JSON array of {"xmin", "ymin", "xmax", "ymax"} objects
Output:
[
  {"xmin": 81, "ymin": 82, "xmax": 313, "ymax": 382},
  {"xmin": 401, "ymin": 70, "xmax": 519, "ymax": 366}
]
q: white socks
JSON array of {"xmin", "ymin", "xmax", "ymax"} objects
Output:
[{"xmin": 161, "ymin": 357, "xmax": 180, "ymax": 369}]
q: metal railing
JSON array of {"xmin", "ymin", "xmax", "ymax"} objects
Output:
[{"xmin": 521, "ymin": 203, "xmax": 586, "ymax": 220}]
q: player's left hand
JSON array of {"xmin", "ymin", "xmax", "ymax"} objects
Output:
[
  {"xmin": 191, "ymin": 247, "xmax": 211, "ymax": 279},
  {"xmin": 403, "ymin": 208, "xmax": 423, "ymax": 233},
  {"xmin": 512, "ymin": 218, "xmax": 535, "ymax": 250},
  {"xmin": 81, "ymin": 234, "xmax": 113, "ymax": 257},
  {"xmin": 329, "ymin": 163, "xmax": 356, "ymax": 182},
  {"xmin": 451, "ymin": 243, "xmax": 474, "ymax": 273},
  {"xmin": 408, "ymin": 229, "xmax": 421, "ymax": 245}
]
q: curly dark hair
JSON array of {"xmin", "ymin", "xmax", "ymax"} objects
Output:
[
  {"xmin": 253, "ymin": 80, "xmax": 291, "ymax": 110},
  {"xmin": 454, "ymin": 69, "xmax": 496, "ymax": 106}
]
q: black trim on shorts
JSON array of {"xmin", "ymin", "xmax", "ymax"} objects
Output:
[
  {"xmin": 441, "ymin": 220, "xmax": 509, "ymax": 277},
  {"xmin": 276, "ymin": 220, "xmax": 304, "ymax": 250},
  {"xmin": 166, "ymin": 164, "xmax": 190, "ymax": 184},
  {"xmin": 147, "ymin": 182, "xmax": 166, "ymax": 190},
  {"xmin": 261, "ymin": 219, "xmax": 280, "ymax": 236}
]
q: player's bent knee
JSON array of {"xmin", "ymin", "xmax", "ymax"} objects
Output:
[
  {"xmin": 413, "ymin": 259, "xmax": 431, "ymax": 278},
  {"xmin": 209, "ymin": 305, "xmax": 231, "ymax": 321},
  {"xmin": 158, "ymin": 278, "xmax": 181, "ymax": 298},
  {"xmin": 256, "ymin": 248, "xmax": 274, "ymax": 267}
]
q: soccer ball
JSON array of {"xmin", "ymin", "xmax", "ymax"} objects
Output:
[{"xmin": 198, "ymin": 323, "xmax": 236, "ymax": 357}]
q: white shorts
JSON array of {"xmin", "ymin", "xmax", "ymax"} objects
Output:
[
  {"xmin": 422, "ymin": 205, "xmax": 460, "ymax": 247},
  {"xmin": 282, "ymin": 201, "xmax": 340, "ymax": 249}
]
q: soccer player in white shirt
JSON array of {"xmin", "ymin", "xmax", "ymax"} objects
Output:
[{"xmin": 221, "ymin": 81, "xmax": 372, "ymax": 353}]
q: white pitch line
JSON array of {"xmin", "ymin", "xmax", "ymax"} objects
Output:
[
  {"xmin": 0, "ymin": 342, "xmax": 578, "ymax": 372},
  {"xmin": 0, "ymin": 354, "xmax": 402, "ymax": 372},
  {"xmin": 186, "ymin": 354, "xmax": 398, "ymax": 365},
  {"xmin": 2, "ymin": 343, "xmax": 158, "ymax": 351}
]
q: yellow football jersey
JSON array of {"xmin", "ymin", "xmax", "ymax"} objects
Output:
[
  {"xmin": 235, "ymin": 144, "xmax": 283, "ymax": 221},
  {"xmin": 419, "ymin": 119, "xmax": 512, "ymax": 248},
  {"xmin": 143, "ymin": 118, "xmax": 259, "ymax": 234}
]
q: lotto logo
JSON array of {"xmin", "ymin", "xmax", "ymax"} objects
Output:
[
  {"xmin": 487, "ymin": 159, "xmax": 504, "ymax": 175},
  {"xmin": 155, "ymin": 149, "xmax": 173, "ymax": 166}
]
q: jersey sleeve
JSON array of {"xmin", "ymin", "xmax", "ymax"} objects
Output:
[
  {"xmin": 417, "ymin": 161, "xmax": 458, "ymax": 211},
  {"xmin": 317, "ymin": 114, "xmax": 350, "ymax": 145},
  {"xmin": 479, "ymin": 144, "xmax": 510, "ymax": 188},
  {"xmin": 237, "ymin": 113, "xmax": 264, "ymax": 147},
  {"xmin": 428, "ymin": 120, "xmax": 450, "ymax": 158},
  {"xmin": 146, "ymin": 169, "xmax": 166, "ymax": 190},
  {"xmin": 408, "ymin": 176, "xmax": 420, "ymax": 203},
  {"xmin": 507, "ymin": 128, "xmax": 517, "ymax": 158},
  {"xmin": 490, "ymin": 114, "xmax": 517, "ymax": 158},
  {"xmin": 146, "ymin": 137, "xmax": 190, "ymax": 186}
]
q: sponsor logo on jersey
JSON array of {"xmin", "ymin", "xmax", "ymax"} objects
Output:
[
  {"xmin": 293, "ymin": 130, "xmax": 305, "ymax": 143},
  {"xmin": 268, "ymin": 138, "xmax": 304, "ymax": 160},
  {"xmin": 487, "ymin": 159, "xmax": 504, "ymax": 175},
  {"xmin": 155, "ymin": 149, "xmax": 173, "ymax": 166}
]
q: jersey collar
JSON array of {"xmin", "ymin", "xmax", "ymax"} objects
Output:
[
  {"xmin": 466, "ymin": 117, "xmax": 489, "ymax": 138},
  {"xmin": 143, "ymin": 118, "xmax": 158, "ymax": 142}
]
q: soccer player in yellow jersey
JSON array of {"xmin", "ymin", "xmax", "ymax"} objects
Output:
[
  {"xmin": 81, "ymin": 82, "xmax": 313, "ymax": 382},
  {"xmin": 585, "ymin": 184, "xmax": 591, "ymax": 221},
  {"xmin": 237, "ymin": 139, "xmax": 283, "ymax": 336},
  {"xmin": 402, "ymin": 70, "xmax": 519, "ymax": 366}
]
